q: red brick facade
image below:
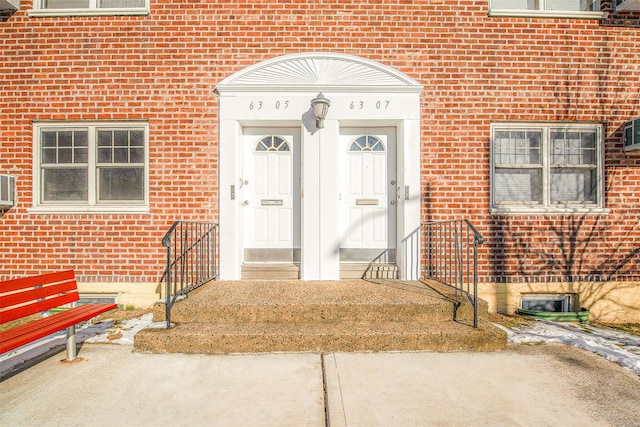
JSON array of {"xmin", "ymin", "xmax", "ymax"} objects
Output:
[{"xmin": 1, "ymin": 1, "xmax": 639, "ymax": 288}]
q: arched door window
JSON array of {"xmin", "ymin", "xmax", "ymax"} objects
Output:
[
  {"xmin": 349, "ymin": 135, "xmax": 385, "ymax": 152},
  {"xmin": 256, "ymin": 136, "xmax": 290, "ymax": 152}
]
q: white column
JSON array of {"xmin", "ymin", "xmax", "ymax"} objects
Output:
[
  {"xmin": 219, "ymin": 119, "xmax": 242, "ymax": 280},
  {"xmin": 398, "ymin": 118, "xmax": 422, "ymax": 280},
  {"xmin": 300, "ymin": 123, "xmax": 320, "ymax": 279},
  {"xmin": 318, "ymin": 119, "xmax": 340, "ymax": 280},
  {"xmin": 300, "ymin": 119, "xmax": 340, "ymax": 280}
]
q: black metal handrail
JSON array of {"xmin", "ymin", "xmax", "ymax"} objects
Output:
[
  {"xmin": 423, "ymin": 220, "xmax": 484, "ymax": 328},
  {"xmin": 162, "ymin": 221, "xmax": 218, "ymax": 327}
]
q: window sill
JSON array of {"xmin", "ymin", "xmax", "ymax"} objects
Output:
[
  {"xmin": 491, "ymin": 206, "xmax": 610, "ymax": 216},
  {"xmin": 28, "ymin": 205, "xmax": 150, "ymax": 215},
  {"xmin": 28, "ymin": 8, "xmax": 149, "ymax": 18},
  {"xmin": 489, "ymin": 10, "xmax": 605, "ymax": 19}
]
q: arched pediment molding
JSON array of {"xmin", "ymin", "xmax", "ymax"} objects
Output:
[{"xmin": 216, "ymin": 52, "xmax": 422, "ymax": 93}]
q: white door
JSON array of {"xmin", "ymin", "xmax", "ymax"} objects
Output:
[
  {"xmin": 242, "ymin": 128, "xmax": 301, "ymax": 263},
  {"xmin": 339, "ymin": 128, "xmax": 397, "ymax": 263}
]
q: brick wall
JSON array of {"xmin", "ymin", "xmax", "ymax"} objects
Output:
[{"xmin": 1, "ymin": 1, "xmax": 639, "ymax": 284}]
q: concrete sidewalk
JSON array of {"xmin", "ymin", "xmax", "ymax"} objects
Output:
[{"xmin": 1, "ymin": 344, "xmax": 639, "ymax": 427}]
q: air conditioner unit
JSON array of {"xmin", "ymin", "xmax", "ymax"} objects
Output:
[
  {"xmin": 616, "ymin": 0, "xmax": 640, "ymax": 11},
  {"xmin": 0, "ymin": 174, "xmax": 15, "ymax": 208},
  {"xmin": 624, "ymin": 117, "xmax": 640, "ymax": 151},
  {"xmin": 0, "ymin": 0, "xmax": 19, "ymax": 22}
]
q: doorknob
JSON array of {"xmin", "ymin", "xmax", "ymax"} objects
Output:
[{"xmin": 243, "ymin": 200, "xmax": 249, "ymax": 206}]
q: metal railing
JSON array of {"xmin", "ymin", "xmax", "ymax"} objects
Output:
[
  {"xmin": 423, "ymin": 220, "xmax": 484, "ymax": 328},
  {"xmin": 162, "ymin": 221, "xmax": 218, "ymax": 327}
]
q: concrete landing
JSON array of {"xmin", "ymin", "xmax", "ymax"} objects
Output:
[{"xmin": 135, "ymin": 279, "xmax": 507, "ymax": 354}]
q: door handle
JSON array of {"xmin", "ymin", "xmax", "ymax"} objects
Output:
[{"xmin": 243, "ymin": 200, "xmax": 249, "ymax": 206}]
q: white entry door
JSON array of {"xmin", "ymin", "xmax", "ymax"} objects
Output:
[
  {"xmin": 242, "ymin": 128, "xmax": 301, "ymax": 263},
  {"xmin": 339, "ymin": 128, "xmax": 397, "ymax": 263}
]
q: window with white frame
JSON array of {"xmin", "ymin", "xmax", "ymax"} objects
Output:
[
  {"xmin": 489, "ymin": 0, "xmax": 603, "ymax": 18},
  {"xmin": 491, "ymin": 123, "xmax": 604, "ymax": 213},
  {"xmin": 33, "ymin": 122, "xmax": 149, "ymax": 213},
  {"xmin": 29, "ymin": 0, "xmax": 149, "ymax": 17}
]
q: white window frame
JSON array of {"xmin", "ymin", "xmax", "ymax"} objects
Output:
[
  {"xmin": 31, "ymin": 121, "xmax": 150, "ymax": 214},
  {"xmin": 490, "ymin": 122, "xmax": 607, "ymax": 215},
  {"xmin": 28, "ymin": 0, "xmax": 149, "ymax": 17},
  {"xmin": 489, "ymin": 0, "xmax": 604, "ymax": 19}
]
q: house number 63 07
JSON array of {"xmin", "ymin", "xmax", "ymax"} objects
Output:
[
  {"xmin": 249, "ymin": 100, "xmax": 289, "ymax": 110},
  {"xmin": 349, "ymin": 100, "xmax": 390, "ymax": 110}
]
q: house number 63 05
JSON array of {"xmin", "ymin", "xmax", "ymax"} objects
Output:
[
  {"xmin": 349, "ymin": 100, "xmax": 390, "ymax": 110},
  {"xmin": 249, "ymin": 100, "xmax": 289, "ymax": 110}
]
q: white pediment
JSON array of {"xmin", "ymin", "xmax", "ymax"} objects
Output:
[{"xmin": 216, "ymin": 53, "xmax": 422, "ymax": 93}]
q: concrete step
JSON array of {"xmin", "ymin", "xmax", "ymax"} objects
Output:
[
  {"xmin": 135, "ymin": 319, "xmax": 506, "ymax": 354},
  {"xmin": 241, "ymin": 264, "xmax": 299, "ymax": 280},
  {"xmin": 161, "ymin": 300, "xmax": 462, "ymax": 325},
  {"xmin": 340, "ymin": 263, "xmax": 399, "ymax": 279},
  {"xmin": 152, "ymin": 279, "xmax": 479, "ymax": 325}
]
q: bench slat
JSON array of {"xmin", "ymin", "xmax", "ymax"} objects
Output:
[
  {"xmin": 0, "ymin": 292, "xmax": 79, "ymax": 324},
  {"xmin": 1, "ymin": 270, "xmax": 76, "ymax": 293},
  {"xmin": 1, "ymin": 303, "xmax": 111, "ymax": 342},
  {"xmin": 0, "ymin": 303, "xmax": 117, "ymax": 354},
  {"xmin": 1, "ymin": 280, "xmax": 78, "ymax": 311}
]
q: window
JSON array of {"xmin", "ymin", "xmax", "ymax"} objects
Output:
[
  {"xmin": 521, "ymin": 295, "xmax": 573, "ymax": 312},
  {"xmin": 624, "ymin": 118, "xmax": 640, "ymax": 151},
  {"xmin": 29, "ymin": 0, "xmax": 149, "ymax": 17},
  {"xmin": 491, "ymin": 123, "xmax": 605, "ymax": 214},
  {"xmin": 0, "ymin": 174, "xmax": 15, "ymax": 208},
  {"xmin": 349, "ymin": 135, "xmax": 385, "ymax": 152},
  {"xmin": 33, "ymin": 122, "xmax": 149, "ymax": 213},
  {"xmin": 489, "ymin": 0, "xmax": 603, "ymax": 18},
  {"xmin": 255, "ymin": 136, "xmax": 290, "ymax": 152}
]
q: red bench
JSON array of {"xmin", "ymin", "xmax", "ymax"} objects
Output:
[{"xmin": 0, "ymin": 270, "xmax": 117, "ymax": 361}]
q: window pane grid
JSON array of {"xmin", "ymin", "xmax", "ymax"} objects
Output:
[
  {"xmin": 41, "ymin": 130, "xmax": 88, "ymax": 165},
  {"xmin": 493, "ymin": 130, "xmax": 541, "ymax": 165},
  {"xmin": 97, "ymin": 129, "xmax": 145, "ymax": 165},
  {"xmin": 551, "ymin": 130, "xmax": 596, "ymax": 166}
]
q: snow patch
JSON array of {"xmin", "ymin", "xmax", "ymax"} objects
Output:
[{"xmin": 502, "ymin": 320, "xmax": 640, "ymax": 376}]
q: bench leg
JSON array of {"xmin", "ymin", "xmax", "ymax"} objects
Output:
[{"xmin": 66, "ymin": 325, "xmax": 77, "ymax": 361}]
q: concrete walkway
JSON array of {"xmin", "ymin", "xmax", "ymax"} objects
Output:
[{"xmin": 1, "ymin": 344, "xmax": 639, "ymax": 426}]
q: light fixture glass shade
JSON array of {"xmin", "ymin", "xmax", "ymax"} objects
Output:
[{"xmin": 311, "ymin": 92, "xmax": 331, "ymax": 128}]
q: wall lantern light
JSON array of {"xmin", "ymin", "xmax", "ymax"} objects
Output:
[{"xmin": 310, "ymin": 92, "xmax": 331, "ymax": 129}]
